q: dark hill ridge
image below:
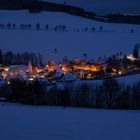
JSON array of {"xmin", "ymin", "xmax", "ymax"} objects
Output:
[
  {"xmin": 104, "ymin": 14, "xmax": 140, "ymax": 25},
  {"xmin": 0, "ymin": 0, "xmax": 22, "ymax": 9},
  {"xmin": 26, "ymin": 1, "xmax": 86, "ymax": 15},
  {"xmin": 0, "ymin": 0, "xmax": 140, "ymax": 25},
  {"xmin": 0, "ymin": 0, "xmax": 97, "ymax": 19}
]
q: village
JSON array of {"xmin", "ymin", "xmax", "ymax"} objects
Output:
[{"xmin": 0, "ymin": 45, "xmax": 140, "ymax": 85}]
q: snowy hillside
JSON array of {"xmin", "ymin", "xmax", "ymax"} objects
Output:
[
  {"xmin": 0, "ymin": 10, "xmax": 140, "ymax": 62},
  {"xmin": 72, "ymin": 73, "xmax": 140, "ymax": 88},
  {"xmin": 0, "ymin": 102, "xmax": 140, "ymax": 140}
]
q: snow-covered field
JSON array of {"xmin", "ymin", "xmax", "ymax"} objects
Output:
[
  {"xmin": 70, "ymin": 73, "xmax": 140, "ymax": 88},
  {"xmin": 0, "ymin": 10, "xmax": 140, "ymax": 62},
  {"xmin": 0, "ymin": 102, "xmax": 140, "ymax": 140},
  {"xmin": 0, "ymin": 9, "xmax": 140, "ymax": 140},
  {"xmin": 116, "ymin": 73, "xmax": 140, "ymax": 85}
]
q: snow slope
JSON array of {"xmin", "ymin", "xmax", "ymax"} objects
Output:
[
  {"xmin": 0, "ymin": 10, "xmax": 140, "ymax": 62},
  {"xmin": 71, "ymin": 73, "xmax": 140, "ymax": 88},
  {"xmin": 0, "ymin": 102, "xmax": 140, "ymax": 140},
  {"xmin": 116, "ymin": 73, "xmax": 140, "ymax": 85}
]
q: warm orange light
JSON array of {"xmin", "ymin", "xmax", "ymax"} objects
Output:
[
  {"xmin": 62, "ymin": 67, "xmax": 71, "ymax": 73},
  {"xmin": 4, "ymin": 67, "xmax": 10, "ymax": 72},
  {"xmin": 36, "ymin": 68, "xmax": 43, "ymax": 73},
  {"xmin": 73, "ymin": 64, "xmax": 101, "ymax": 72},
  {"xmin": 1, "ymin": 72, "xmax": 7, "ymax": 80}
]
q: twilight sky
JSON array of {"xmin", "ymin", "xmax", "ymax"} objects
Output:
[{"xmin": 42, "ymin": 0, "xmax": 140, "ymax": 15}]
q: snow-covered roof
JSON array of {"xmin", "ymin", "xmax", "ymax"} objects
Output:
[{"xmin": 9, "ymin": 65, "xmax": 28, "ymax": 72}]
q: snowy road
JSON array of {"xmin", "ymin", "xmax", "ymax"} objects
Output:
[{"xmin": 0, "ymin": 102, "xmax": 140, "ymax": 140}]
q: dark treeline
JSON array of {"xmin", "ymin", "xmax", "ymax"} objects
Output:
[
  {"xmin": 0, "ymin": 78, "xmax": 140, "ymax": 109},
  {"xmin": 105, "ymin": 13, "xmax": 140, "ymax": 25},
  {"xmin": 0, "ymin": 0, "xmax": 96, "ymax": 20},
  {"xmin": 0, "ymin": 49, "xmax": 43, "ymax": 66},
  {"xmin": 1, "ymin": 1, "xmax": 140, "ymax": 25}
]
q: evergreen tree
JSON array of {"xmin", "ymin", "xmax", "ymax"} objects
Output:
[
  {"xmin": 83, "ymin": 53, "xmax": 88, "ymax": 60},
  {"xmin": 38, "ymin": 52, "xmax": 43, "ymax": 66},
  {"xmin": 12, "ymin": 24, "xmax": 16, "ymax": 28},
  {"xmin": 7, "ymin": 23, "xmax": 11, "ymax": 29},
  {"xmin": 92, "ymin": 27, "xmax": 95, "ymax": 32},
  {"xmin": 102, "ymin": 78, "xmax": 120, "ymax": 108},
  {"xmin": 36, "ymin": 23, "xmax": 40, "ymax": 30},
  {"xmin": 99, "ymin": 26, "xmax": 103, "ymax": 32},
  {"xmin": 0, "ymin": 49, "xmax": 2, "ymax": 65},
  {"xmin": 28, "ymin": 24, "xmax": 32, "ymax": 29},
  {"xmin": 132, "ymin": 81, "xmax": 140, "ymax": 109},
  {"xmin": 76, "ymin": 83, "xmax": 90, "ymax": 107},
  {"xmin": 133, "ymin": 44, "xmax": 139, "ymax": 58},
  {"xmin": 45, "ymin": 24, "xmax": 48, "ymax": 30},
  {"xmin": 5, "ymin": 51, "xmax": 14, "ymax": 65}
]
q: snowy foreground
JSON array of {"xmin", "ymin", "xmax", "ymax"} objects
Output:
[{"xmin": 0, "ymin": 102, "xmax": 140, "ymax": 140}]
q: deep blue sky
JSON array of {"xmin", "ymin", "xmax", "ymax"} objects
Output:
[{"xmin": 43, "ymin": 0, "xmax": 140, "ymax": 15}]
